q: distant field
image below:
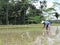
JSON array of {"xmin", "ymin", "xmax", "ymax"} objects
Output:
[
  {"xmin": 0, "ymin": 24, "xmax": 59, "ymax": 33},
  {"xmin": 0, "ymin": 24, "xmax": 43, "ymax": 33},
  {"xmin": 51, "ymin": 23, "xmax": 60, "ymax": 26}
]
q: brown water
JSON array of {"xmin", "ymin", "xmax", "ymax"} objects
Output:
[{"xmin": 0, "ymin": 26, "xmax": 60, "ymax": 45}]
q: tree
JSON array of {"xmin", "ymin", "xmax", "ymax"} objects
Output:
[
  {"xmin": 0, "ymin": 0, "xmax": 45, "ymax": 25},
  {"xmin": 55, "ymin": 12, "xmax": 59, "ymax": 20}
]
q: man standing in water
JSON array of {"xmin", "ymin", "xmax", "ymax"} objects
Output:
[
  {"xmin": 44, "ymin": 20, "xmax": 51, "ymax": 36},
  {"xmin": 45, "ymin": 20, "xmax": 50, "ymax": 30},
  {"xmin": 41, "ymin": 20, "xmax": 51, "ymax": 36}
]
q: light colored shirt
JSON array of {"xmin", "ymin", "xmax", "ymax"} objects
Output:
[{"xmin": 45, "ymin": 21, "xmax": 50, "ymax": 25}]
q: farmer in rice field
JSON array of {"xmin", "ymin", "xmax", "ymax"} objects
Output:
[
  {"xmin": 44, "ymin": 19, "xmax": 51, "ymax": 35},
  {"xmin": 44, "ymin": 20, "xmax": 50, "ymax": 30},
  {"xmin": 41, "ymin": 20, "xmax": 51, "ymax": 36}
]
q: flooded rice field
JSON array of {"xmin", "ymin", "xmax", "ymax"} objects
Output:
[{"xmin": 0, "ymin": 26, "xmax": 60, "ymax": 45}]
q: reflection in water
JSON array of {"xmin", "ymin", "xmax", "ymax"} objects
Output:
[
  {"xmin": 0, "ymin": 26, "xmax": 60, "ymax": 45},
  {"xmin": 34, "ymin": 28, "xmax": 60, "ymax": 45},
  {"xmin": 33, "ymin": 36, "xmax": 41, "ymax": 45},
  {"xmin": 55, "ymin": 33, "xmax": 60, "ymax": 42},
  {"xmin": 26, "ymin": 32, "xmax": 30, "ymax": 38},
  {"xmin": 56, "ymin": 27, "xmax": 59, "ymax": 35},
  {"xmin": 47, "ymin": 37, "xmax": 55, "ymax": 45},
  {"xmin": 46, "ymin": 27, "xmax": 60, "ymax": 45}
]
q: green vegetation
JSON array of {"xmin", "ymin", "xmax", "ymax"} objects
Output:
[
  {"xmin": 0, "ymin": 0, "xmax": 59, "ymax": 25},
  {"xmin": 0, "ymin": 24, "xmax": 43, "ymax": 33},
  {"xmin": 0, "ymin": 0, "xmax": 45, "ymax": 25},
  {"xmin": 0, "ymin": 24, "xmax": 59, "ymax": 33}
]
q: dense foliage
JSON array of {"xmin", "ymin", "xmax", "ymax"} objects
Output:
[{"xmin": 0, "ymin": 0, "xmax": 45, "ymax": 25}]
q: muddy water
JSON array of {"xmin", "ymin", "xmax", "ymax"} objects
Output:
[
  {"xmin": 0, "ymin": 26, "xmax": 60, "ymax": 45},
  {"xmin": 0, "ymin": 31, "xmax": 43, "ymax": 45}
]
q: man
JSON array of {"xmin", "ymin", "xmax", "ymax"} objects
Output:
[
  {"xmin": 41, "ymin": 20, "xmax": 50, "ymax": 30},
  {"xmin": 44, "ymin": 20, "xmax": 51, "ymax": 36},
  {"xmin": 44, "ymin": 20, "xmax": 50, "ymax": 30}
]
